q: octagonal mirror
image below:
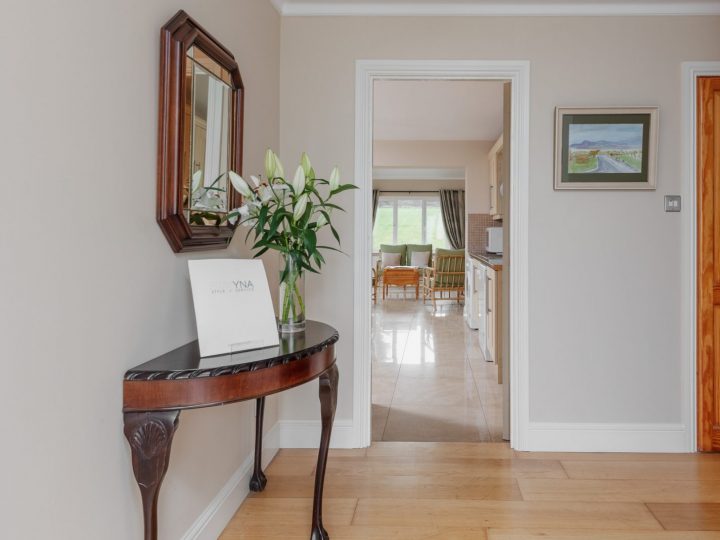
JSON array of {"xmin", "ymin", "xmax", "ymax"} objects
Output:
[{"xmin": 157, "ymin": 10, "xmax": 244, "ymax": 252}]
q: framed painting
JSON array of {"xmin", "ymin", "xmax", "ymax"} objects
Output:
[{"xmin": 554, "ymin": 106, "xmax": 658, "ymax": 190}]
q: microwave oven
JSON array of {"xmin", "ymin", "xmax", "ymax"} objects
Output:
[{"xmin": 486, "ymin": 227, "xmax": 503, "ymax": 254}]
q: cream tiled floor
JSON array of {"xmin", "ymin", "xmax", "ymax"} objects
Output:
[{"xmin": 372, "ymin": 294, "xmax": 504, "ymax": 442}]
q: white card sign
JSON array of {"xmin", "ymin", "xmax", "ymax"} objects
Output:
[{"xmin": 188, "ymin": 259, "xmax": 279, "ymax": 357}]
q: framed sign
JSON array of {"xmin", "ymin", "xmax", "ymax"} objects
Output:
[{"xmin": 554, "ymin": 106, "xmax": 658, "ymax": 190}]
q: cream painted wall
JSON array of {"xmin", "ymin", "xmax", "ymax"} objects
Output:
[
  {"xmin": 373, "ymin": 140, "xmax": 495, "ymax": 213},
  {"xmin": 0, "ymin": 1, "xmax": 279, "ymax": 538},
  {"xmin": 278, "ymin": 17, "xmax": 720, "ymax": 429}
]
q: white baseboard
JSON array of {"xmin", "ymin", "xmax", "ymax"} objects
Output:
[
  {"xmin": 181, "ymin": 422, "xmax": 280, "ymax": 540},
  {"xmin": 278, "ymin": 419, "xmax": 357, "ymax": 448},
  {"xmin": 525, "ymin": 422, "xmax": 689, "ymax": 453}
]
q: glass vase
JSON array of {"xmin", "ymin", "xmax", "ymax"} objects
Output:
[{"xmin": 278, "ymin": 254, "xmax": 306, "ymax": 333}]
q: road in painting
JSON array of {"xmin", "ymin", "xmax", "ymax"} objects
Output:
[{"xmin": 568, "ymin": 123, "xmax": 643, "ymax": 174}]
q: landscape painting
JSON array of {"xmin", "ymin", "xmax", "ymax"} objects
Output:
[{"xmin": 554, "ymin": 107, "xmax": 658, "ymax": 190}]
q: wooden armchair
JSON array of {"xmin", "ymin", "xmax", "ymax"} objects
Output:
[{"xmin": 422, "ymin": 249, "xmax": 465, "ymax": 309}]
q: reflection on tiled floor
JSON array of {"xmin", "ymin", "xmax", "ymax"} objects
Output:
[{"xmin": 372, "ymin": 296, "xmax": 504, "ymax": 442}]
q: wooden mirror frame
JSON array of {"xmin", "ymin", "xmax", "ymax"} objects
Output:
[{"xmin": 157, "ymin": 10, "xmax": 244, "ymax": 253}]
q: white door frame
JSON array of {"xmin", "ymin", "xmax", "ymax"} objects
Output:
[
  {"xmin": 352, "ymin": 59, "xmax": 531, "ymax": 449},
  {"xmin": 682, "ymin": 62, "xmax": 720, "ymax": 452}
]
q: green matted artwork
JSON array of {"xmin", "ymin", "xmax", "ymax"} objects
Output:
[{"xmin": 554, "ymin": 107, "xmax": 658, "ymax": 190}]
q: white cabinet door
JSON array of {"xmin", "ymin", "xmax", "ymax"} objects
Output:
[
  {"xmin": 486, "ymin": 268, "xmax": 496, "ymax": 364},
  {"xmin": 476, "ymin": 263, "xmax": 487, "ymax": 354}
]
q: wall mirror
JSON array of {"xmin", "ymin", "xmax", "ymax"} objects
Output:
[{"xmin": 157, "ymin": 10, "xmax": 244, "ymax": 252}]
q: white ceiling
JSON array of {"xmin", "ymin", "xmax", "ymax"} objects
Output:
[
  {"xmin": 271, "ymin": 0, "xmax": 720, "ymax": 16},
  {"xmin": 373, "ymin": 80, "xmax": 504, "ymax": 141}
]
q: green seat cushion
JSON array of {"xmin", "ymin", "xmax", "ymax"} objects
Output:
[{"xmin": 405, "ymin": 244, "xmax": 433, "ymax": 266}]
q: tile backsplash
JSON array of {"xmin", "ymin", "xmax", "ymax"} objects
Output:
[{"xmin": 467, "ymin": 213, "xmax": 502, "ymax": 253}]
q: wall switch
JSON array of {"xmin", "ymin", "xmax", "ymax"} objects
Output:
[{"xmin": 665, "ymin": 195, "xmax": 681, "ymax": 212}]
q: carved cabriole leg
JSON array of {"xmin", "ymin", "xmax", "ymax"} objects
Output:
[
  {"xmin": 249, "ymin": 396, "xmax": 268, "ymax": 492},
  {"xmin": 124, "ymin": 410, "xmax": 180, "ymax": 540},
  {"xmin": 310, "ymin": 363, "xmax": 339, "ymax": 540}
]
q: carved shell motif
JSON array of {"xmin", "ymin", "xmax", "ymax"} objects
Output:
[{"xmin": 130, "ymin": 419, "xmax": 168, "ymax": 459}]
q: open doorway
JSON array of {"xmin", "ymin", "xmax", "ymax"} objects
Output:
[{"xmin": 369, "ymin": 79, "xmax": 509, "ymax": 442}]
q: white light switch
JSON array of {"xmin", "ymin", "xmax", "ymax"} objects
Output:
[{"xmin": 665, "ymin": 195, "xmax": 681, "ymax": 212}]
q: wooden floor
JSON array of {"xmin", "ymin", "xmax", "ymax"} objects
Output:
[{"xmin": 220, "ymin": 442, "xmax": 720, "ymax": 539}]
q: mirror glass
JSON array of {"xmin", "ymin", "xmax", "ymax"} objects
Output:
[{"xmin": 184, "ymin": 46, "xmax": 233, "ymax": 225}]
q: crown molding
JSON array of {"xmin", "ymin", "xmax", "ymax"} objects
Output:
[{"xmin": 271, "ymin": 1, "xmax": 720, "ymax": 17}]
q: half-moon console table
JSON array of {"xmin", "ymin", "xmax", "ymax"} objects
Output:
[{"xmin": 122, "ymin": 321, "xmax": 339, "ymax": 540}]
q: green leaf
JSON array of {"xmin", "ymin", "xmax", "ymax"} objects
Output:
[{"xmin": 330, "ymin": 183, "xmax": 358, "ymax": 195}]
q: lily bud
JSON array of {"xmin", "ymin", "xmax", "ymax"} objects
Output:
[
  {"xmin": 293, "ymin": 194, "xmax": 308, "ymax": 221},
  {"xmin": 291, "ymin": 165, "xmax": 306, "ymax": 195},
  {"xmin": 316, "ymin": 213, "xmax": 327, "ymax": 228},
  {"xmin": 249, "ymin": 175, "xmax": 260, "ymax": 188},
  {"xmin": 229, "ymin": 171, "xmax": 253, "ymax": 198},
  {"xmin": 264, "ymin": 148, "xmax": 276, "ymax": 180},
  {"xmin": 301, "ymin": 152, "xmax": 312, "ymax": 176},
  {"xmin": 274, "ymin": 154, "xmax": 285, "ymax": 179},
  {"xmin": 329, "ymin": 166, "xmax": 340, "ymax": 191}
]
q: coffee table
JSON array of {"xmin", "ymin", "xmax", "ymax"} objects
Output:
[{"xmin": 382, "ymin": 266, "xmax": 420, "ymax": 300}]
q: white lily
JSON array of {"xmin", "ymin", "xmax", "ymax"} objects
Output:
[
  {"xmin": 264, "ymin": 148, "xmax": 276, "ymax": 180},
  {"xmin": 228, "ymin": 171, "xmax": 253, "ymax": 198},
  {"xmin": 191, "ymin": 170, "xmax": 203, "ymax": 193},
  {"xmin": 329, "ymin": 166, "xmax": 340, "ymax": 191},
  {"xmin": 249, "ymin": 175, "xmax": 260, "ymax": 188},
  {"xmin": 301, "ymin": 152, "xmax": 312, "ymax": 176},
  {"xmin": 258, "ymin": 185, "xmax": 272, "ymax": 202},
  {"xmin": 316, "ymin": 212, "xmax": 327, "ymax": 228},
  {"xmin": 293, "ymin": 194, "xmax": 309, "ymax": 221},
  {"xmin": 291, "ymin": 165, "xmax": 306, "ymax": 195}
]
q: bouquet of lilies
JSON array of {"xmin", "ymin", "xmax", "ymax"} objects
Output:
[{"xmin": 227, "ymin": 149, "xmax": 356, "ymax": 328}]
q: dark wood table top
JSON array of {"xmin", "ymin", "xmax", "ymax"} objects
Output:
[{"xmin": 125, "ymin": 320, "xmax": 339, "ymax": 381}]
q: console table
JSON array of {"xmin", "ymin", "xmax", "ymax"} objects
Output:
[{"xmin": 123, "ymin": 321, "xmax": 339, "ymax": 540}]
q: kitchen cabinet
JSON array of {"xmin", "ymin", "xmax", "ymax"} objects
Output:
[
  {"xmin": 488, "ymin": 135, "xmax": 504, "ymax": 220},
  {"xmin": 467, "ymin": 254, "xmax": 503, "ymax": 384}
]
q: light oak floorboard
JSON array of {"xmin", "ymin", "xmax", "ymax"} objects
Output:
[
  {"xmin": 352, "ymin": 499, "xmax": 661, "ymax": 530},
  {"xmin": 488, "ymin": 530, "xmax": 720, "ymax": 539},
  {"xmin": 519, "ymin": 478, "xmax": 720, "ymax": 503},
  {"xmin": 647, "ymin": 503, "xmax": 720, "ymax": 531}
]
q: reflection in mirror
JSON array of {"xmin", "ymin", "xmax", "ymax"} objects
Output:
[{"xmin": 184, "ymin": 46, "xmax": 233, "ymax": 226}]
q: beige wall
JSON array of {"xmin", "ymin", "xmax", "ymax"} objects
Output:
[
  {"xmin": 373, "ymin": 140, "xmax": 495, "ymax": 212},
  {"xmin": 0, "ymin": 1, "xmax": 279, "ymax": 538},
  {"xmin": 278, "ymin": 16, "xmax": 720, "ymax": 427}
]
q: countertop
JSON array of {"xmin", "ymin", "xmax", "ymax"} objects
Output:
[{"xmin": 468, "ymin": 250, "xmax": 503, "ymax": 271}]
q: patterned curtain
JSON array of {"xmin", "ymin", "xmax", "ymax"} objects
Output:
[
  {"xmin": 439, "ymin": 189, "xmax": 465, "ymax": 250},
  {"xmin": 372, "ymin": 189, "xmax": 380, "ymax": 225}
]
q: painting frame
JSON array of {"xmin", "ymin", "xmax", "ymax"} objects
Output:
[{"xmin": 554, "ymin": 106, "xmax": 659, "ymax": 190}]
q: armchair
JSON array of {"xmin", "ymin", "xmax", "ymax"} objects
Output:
[{"xmin": 422, "ymin": 249, "xmax": 465, "ymax": 309}]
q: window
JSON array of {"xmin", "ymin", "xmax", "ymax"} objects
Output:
[{"xmin": 372, "ymin": 194, "xmax": 450, "ymax": 252}]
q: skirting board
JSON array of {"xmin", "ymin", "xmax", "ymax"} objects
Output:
[
  {"xmin": 181, "ymin": 422, "xmax": 280, "ymax": 540},
  {"xmin": 278, "ymin": 419, "xmax": 356, "ymax": 448},
  {"xmin": 526, "ymin": 422, "xmax": 689, "ymax": 453}
]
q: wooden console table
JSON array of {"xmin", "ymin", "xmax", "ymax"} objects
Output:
[{"xmin": 123, "ymin": 321, "xmax": 339, "ymax": 540}]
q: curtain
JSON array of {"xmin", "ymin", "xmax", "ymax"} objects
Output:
[
  {"xmin": 372, "ymin": 189, "xmax": 380, "ymax": 225},
  {"xmin": 439, "ymin": 189, "xmax": 465, "ymax": 250}
]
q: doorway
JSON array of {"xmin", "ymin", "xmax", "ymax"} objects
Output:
[{"xmin": 352, "ymin": 60, "xmax": 531, "ymax": 449}]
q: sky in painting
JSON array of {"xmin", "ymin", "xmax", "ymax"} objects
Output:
[{"xmin": 569, "ymin": 123, "xmax": 643, "ymax": 148}]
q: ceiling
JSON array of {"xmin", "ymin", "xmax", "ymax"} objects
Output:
[
  {"xmin": 271, "ymin": 0, "xmax": 720, "ymax": 16},
  {"xmin": 373, "ymin": 80, "xmax": 504, "ymax": 141}
]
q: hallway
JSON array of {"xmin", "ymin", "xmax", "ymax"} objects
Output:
[{"xmin": 371, "ymin": 298, "xmax": 503, "ymax": 442}]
